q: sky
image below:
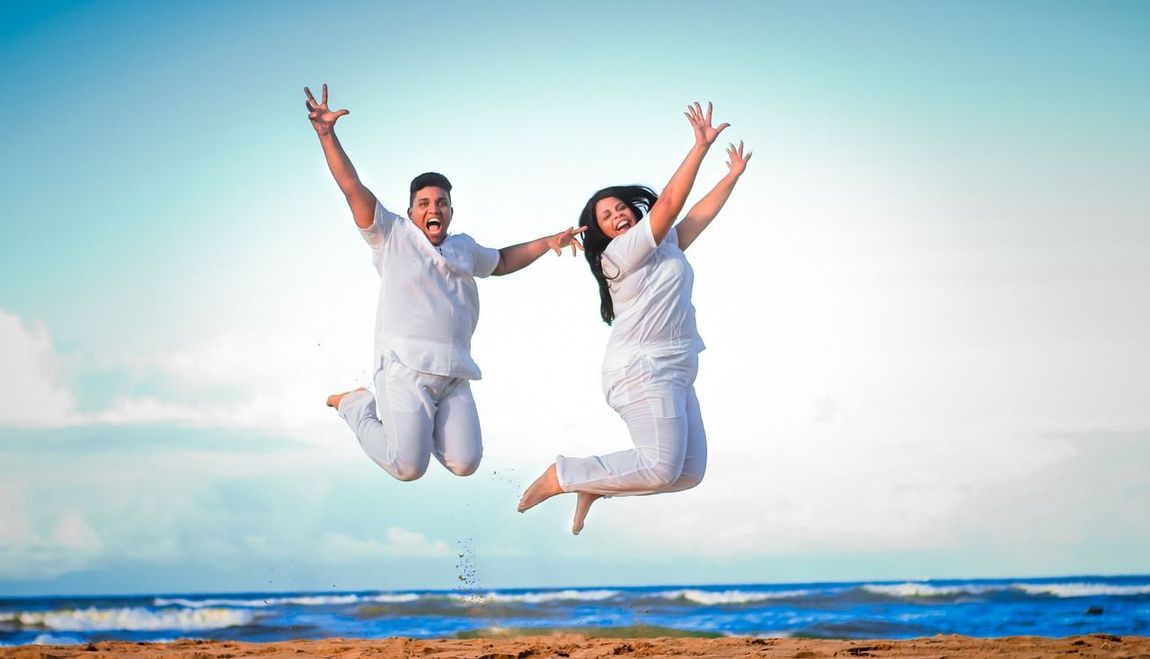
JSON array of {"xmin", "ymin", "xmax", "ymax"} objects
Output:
[{"xmin": 1, "ymin": 0, "xmax": 1148, "ymax": 597}]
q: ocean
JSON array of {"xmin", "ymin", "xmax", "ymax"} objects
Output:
[{"xmin": 2, "ymin": 576, "xmax": 1148, "ymax": 646}]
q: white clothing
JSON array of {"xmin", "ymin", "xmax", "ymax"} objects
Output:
[
  {"xmin": 338, "ymin": 354, "xmax": 482, "ymax": 481},
  {"xmin": 556, "ymin": 219, "xmax": 708, "ymax": 496},
  {"xmin": 360, "ymin": 202, "xmax": 500, "ymax": 380},
  {"xmin": 600, "ymin": 221, "xmax": 704, "ymax": 371},
  {"xmin": 556, "ymin": 351, "xmax": 706, "ymax": 495},
  {"xmin": 340, "ymin": 201, "xmax": 497, "ymax": 480}
]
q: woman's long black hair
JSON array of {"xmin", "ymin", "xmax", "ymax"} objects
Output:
[{"xmin": 578, "ymin": 185, "xmax": 659, "ymax": 325}]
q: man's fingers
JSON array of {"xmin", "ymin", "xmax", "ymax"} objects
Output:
[
  {"xmin": 304, "ymin": 87, "xmax": 317, "ymax": 103},
  {"xmin": 321, "ymin": 83, "xmax": 328, "ymax": 105}
]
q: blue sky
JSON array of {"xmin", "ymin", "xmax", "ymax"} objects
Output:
[{"xmin": 1, "ymin": 0, "xmax": 1148, "ymax": 596}]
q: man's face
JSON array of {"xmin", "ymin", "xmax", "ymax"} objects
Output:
[{"xmin": 408, "ymin": 186, "xmax": 453, "ymax": 245}]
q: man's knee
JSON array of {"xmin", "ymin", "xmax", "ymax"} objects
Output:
[
  {"xmin": 445, "ymin": 452, "xmax": 482, "ymax": 477},
  {"xmin": 392, "ymin": 461, "xmax": 429, "ymax": 482}
]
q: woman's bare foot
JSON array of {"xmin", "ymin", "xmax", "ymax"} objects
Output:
[
  {"xmin": 572, "ymin": 492, "xmax": 603, "ymax": 535},
  {"xmin": 325, "ymin": 387, "xmax": 367, "ymax": 410},
  {"xmin": 518, "ymin": 464, "xmax": 563, "ymax": 513}
]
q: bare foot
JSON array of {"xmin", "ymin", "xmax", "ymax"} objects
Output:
[
  {"xmin": 518, "ymin": 464, "xmax": 562, "ymax": 513},
  {"xmin": 572, "ymin": 492, "xmax": 603, "ymax": 535},
  {"xmin": 326, "ymin": 387, "xmax": 367, "ymax": 410}
]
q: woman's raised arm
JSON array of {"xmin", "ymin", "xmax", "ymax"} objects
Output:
[
  {"xmin": 645, "ymin": 102, "xmax": 729, "ymax": 245},
  {"xmin": 675, "ymin": 140, "xmax": 752, "ymax": 251}
]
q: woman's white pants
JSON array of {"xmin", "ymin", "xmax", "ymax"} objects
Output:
[{"xmin": 556, "ymin": 352, "xmax": 707, "ymax": 496}]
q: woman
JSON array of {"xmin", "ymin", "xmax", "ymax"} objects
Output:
[{"xmin": 518, "ymin": 102, "xmax": 751, "ymax": 533}]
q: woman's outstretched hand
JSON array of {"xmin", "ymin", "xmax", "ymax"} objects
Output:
[
  {"xmin": 726, "ymin": 140, "xmax": 752, "ymax": 177},
  {"xmin": 547, "ymin": 226, "xmax": 587, "ymax": 256},
  {"xmin": 685, "ymin": 101, "xmax": 729, "ymax": 146},
  {"xmin": 305, "ymin": 83, "xmax": 349, "ymax": 135}
]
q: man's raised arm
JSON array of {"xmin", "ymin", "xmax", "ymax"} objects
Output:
[
  {"xmin": 491, "ymin": 226, "xmax": 586, "ymax": 276},
  {"xmin": 305, "ymin": 84, "xmax": 377, "ymax": 229}
]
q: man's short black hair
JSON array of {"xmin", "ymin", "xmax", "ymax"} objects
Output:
[{"xmin": 409, "ymin": 172, "xmax": 452, "ymax": 206}]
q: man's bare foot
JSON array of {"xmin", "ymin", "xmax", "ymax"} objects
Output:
[
  {"xmin": 518, "ymin": 464, "xmax": 563, "ymax": 513},
  {"xmin": 326, "ymin": 388, "xmax": 367, "ymax": 410},
  {"xmin": 572, "ymin": 492, "xmax": 603, "ymax": 535}
]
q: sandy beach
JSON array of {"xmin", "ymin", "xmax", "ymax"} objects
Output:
[{"xmin": 3, "ymin": 634, "xmax": 1148, "ymax": 658}]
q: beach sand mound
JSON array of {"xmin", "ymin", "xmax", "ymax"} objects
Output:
[{"xmin": 2, "ymin": 633, "xmax": 1147, "ymax": 658}]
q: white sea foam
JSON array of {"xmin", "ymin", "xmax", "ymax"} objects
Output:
[
  {"xmin": 154, "ymin": 593, "xmax": 419, "ymax": 608},
  {"xmin": 451, "ymin": 589, "xmax": 620, "ymax": 604},
  {"xmin": 1013, "ymin": 583, "xmax": 1150, "ymax": 598},
  {"xmin": 361, "ymin": 593, "xmax": 423, "ymax": 604},
  {"xmin": 30, "ymin": 634, "xmax": 86, "ymax": 645},
  {"xmin": 862, "ymin": 583, "xmax": 1001, "ymax": 598},
  {"xmin": 0, "ymin": 607, "xmax": 253, "ymax": 631},
  {"xmin": 659, "ymin": 589, "xmax": 816, "ymax": 604}
]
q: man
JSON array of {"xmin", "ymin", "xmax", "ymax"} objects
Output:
[{"xmin": 305, "ymin": 84, "xmax": 582, "ymax": 481}]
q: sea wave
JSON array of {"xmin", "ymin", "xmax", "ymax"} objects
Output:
[
  {"xmin": 657, "ymin": 589, "xmax": 817, "ymax": 605},
  {"xmin": 154, "ymin": 593, "xmax": 420, "ymax": 608},
  {"xmin": 861, "ymin": 583, "xmax": 1001, "ymax": 598},
  {"xmin": 1013, "ymin": 582, "xmax": 1150, "ymax": 598},
  {"xmin": 0, "ymin": 607, "xmax": 253, "ymax": 632},
  {"xmin": 450, "ymin": 589, "xmax": 621, "ymax": 604}
]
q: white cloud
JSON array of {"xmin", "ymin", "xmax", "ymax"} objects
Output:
[
  {"xmin": 49, "ymin": 511, "xmax": 102, "ymax": 551},
  {"xmin": 95, "ymin": 327, "xmax": 371, "ymax": 434},
  {"xmin": 576, "ymin": 407, "xmax": 1148, "ymax": 564},
  {"xmin": 0, "ymin": 503, "xmax": 103, "ymax": 579},
  {"xmin": 0, "ymin": 306, "xmax": 374, "ymax": 437},
  {"xmin": 0, "ymin": 484, "xmax": 35, "ymax": 547},
  {"xmin": 0, "ymin": 310, "xmax": 78, "ymax": 428},
  {"xmin": 317, "ymin": 528, "xmax": 452, "ymax": 563}
]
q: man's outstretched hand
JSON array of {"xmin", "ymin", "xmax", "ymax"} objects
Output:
[{"xmin": 305, "ymin": 83, "xmax": 349, "ymax": 136}]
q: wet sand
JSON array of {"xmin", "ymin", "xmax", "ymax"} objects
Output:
[{"xmin": 2, "ymin": 633, "xmax": 1148, "ymax": 658}]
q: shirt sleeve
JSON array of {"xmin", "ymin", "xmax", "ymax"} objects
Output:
[
  {"xmin": 358, "ymin": 201, "xmax": 402, "ymax": 250},
  {"xmin": 601, "ymin": 218, "xmax": 659, "ymax": 279},
  {"xmin": 472, "ymin": 241, "xmax": 501, "ymax": 278}
]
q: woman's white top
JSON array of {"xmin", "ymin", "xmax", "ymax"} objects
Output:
[{"xmin": 601, "ymin": 219, "xmax": 705, "ymax": 371}]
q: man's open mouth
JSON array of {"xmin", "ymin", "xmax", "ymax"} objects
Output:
[{"xmin": 427, "ymin": 218, "xmax": 443, "ymax": 230}]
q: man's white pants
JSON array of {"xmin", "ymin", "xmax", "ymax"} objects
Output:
[
  {"xmin": 556, "ymin": 352, "xmax": 707, "ymax": 496},
  {"xmin": 337, "ymin": 354, "xmax": 482, "ymax": 481}
]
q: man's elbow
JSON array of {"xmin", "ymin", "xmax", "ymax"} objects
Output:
[{"xmin": 491, "ymin": 255, "xmax": 509, "ymax": 276}]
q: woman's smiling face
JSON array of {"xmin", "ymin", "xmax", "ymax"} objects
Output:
[{"xmin": 594, "ymin": 196, "xmax": 637, "ymax": 239}]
